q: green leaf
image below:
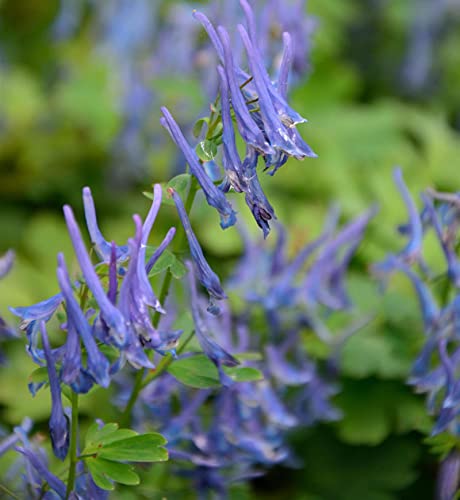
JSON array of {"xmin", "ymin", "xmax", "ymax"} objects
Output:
[
  {"xmin": 142, "ymin": 190, "xmax": 154, "ymax": 201},
  {"xmin": 28, "ymin": 367, "xmax": 48, "ymax": 388},
  {"xmin": 169, "ymin": 256, "xmax": 186, "ymax": 279},
  {"xmin": 162, "ymin": 173, "xmax": 191, "ymax": 206},
  {"xmin": 146, "ymin": 248, "xmax": 185, "ymax": 280},
  {"xmin": 226, "ymin": 367, "xmax": 263, "ymax": 383},
  {"xmin": 97, "ymin": 429, "xmax": 138, "ymax": 445},
  {"xmin": 196, "ymin": 140, "xmax": 218, "ymax": 162},
  {"xmin": 167, "ymin": 354, "xmax": 263, "ymax": 389},
  {"xmin": 235, "ymin": 352, "xmax": 263, "ymax": 362},
  {"xmin": 98, "ymin": 434, "xmax": 168, "ymax": 462},
  {"xmin": 207, "ymin": 121, "xmax": 223, "ymax": 141},
  {"xmin": 86, "ymin": 458, "xmax": 115, "ymax": 491},
  {"xmin": 147, "ymin": 249, "xmax": 175, "ymax": 276},
  {"xmin": 192, "ymin": 117, "xmax": 209, "ymax": 138},
  {"xmin": 85, "ymin": 422, "xmax": 120, "ymax": 448},
  {"xmin": 85, "ymin": 458, "xmax": 140, "ymax": 487},
  {"xmin": 335, "ymin": 379, "xmax": 431, "ymax": 445},
  {"xmin": 424, "ymin": 433, "xmax": 460, "ymax": 459}
]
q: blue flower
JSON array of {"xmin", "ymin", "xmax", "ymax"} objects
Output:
[
  {"xmin": 304, "ymin": 206, "xmax": 377, "ymax": 310},
  {"xmin": 160, "ymin": 107, "xmax": 237, "ymax": 230},
  {"xmin": 423, "ymin": 193, "xmax": 460, "ymax": 288},
  {"xmin": 57, "ymin": 253, "xmax": 111, "ymax": 389},
  {"xmin": 0, "ymin": 417, "xmax": 32, "ymax": 457},
  {"xmin": 40, "ymin": 322, "xmax": 69, "ymax": 460},
  {"xmin": 186, "ymin": 261, "xmax": 238, "ymax": 386},
  {"xmin": 16, "ymin": 446, "xmax": 67, "ymax": 498},
  {"xmin": 10, "ymin": 292, "xmax": 65, "ymax": 364},
  {"xmin": 146, "ymin": 227, "xmax": 176, "ymax": 274},
  {"xmin": 83, "ymin": 186, "xmax": 129, "ymax": 263},
  {"xmin": 0, "ymin": 249, "xmax": 14, "ymax": 278},
  {"xmin": 375, "ymin": 168, "xmax": 423, "ymax": 274},
  {"xmin": 437, "ymin": 450, "xmax": 460, "ymax": 500},
  {"xmin": 170, "ymin": 188, "xmax": 227, "ymax": 313}
]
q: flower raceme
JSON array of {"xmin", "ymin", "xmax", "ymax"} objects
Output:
[
  {"xmin": 374, "ymin": 168, "xmax": 460, "ymax": 436},
  {"xmin": 11, "ymin": 185, "xmax": 185, "ymax": 399},
  {"xmin": 162, "ymin": 0, "xmax": 316, "ymax": 237},
  {"xmin": 168, "ymin": 187, "xmax": 227, "ymax": 314}
]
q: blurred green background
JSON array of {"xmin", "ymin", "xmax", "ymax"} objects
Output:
[{"xmin": 1, "ymin": 0, "xmax": 460, "ymax": 498}]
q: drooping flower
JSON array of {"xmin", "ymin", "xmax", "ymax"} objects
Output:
[
  {"xmin": 57, "ymin": 252, "xmax": 111, "ymax": 389},
  {"xmin": 185, "ymin": 261, "xmax": 238, "ymax": 386},
  {"xmin": 161, "ymin": 106, "xmax": 237, "ymax": 230},
  {"xmin": 166, "ymin": 0, "xmax": 317, "ymax": 237},
  {"xmin": 437, "ymin": 449, "xmax": 460, "ymax": 500},
  {"xmin": 16, "ymin": 446, "xmax": 67, "ymax": 498},
  {"xmin": 374, "ymin": 168, "xmax": 460, "ymax": 436},
  {"xmin": 40, "ymin": 322, "xmax": 69, "ymax": 461},
  {"xmin": 170, "ymin": 188, "xmax": 227, "ymax": 314},
  {"xmin": 83, "ymin": 186, "xmax": 129, "ymax": 263},
  {"xmin": 10, "ymin": 292, "xmax": 65, "ymax": 364}
]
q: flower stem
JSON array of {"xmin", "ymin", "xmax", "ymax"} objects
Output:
[
  {"xmin": 140, "ymin": 330, "xmax": 195, "ymax": 390},
  {"xmin": 120, "ymin": 176, "xmax": 199, "ymax": 425},
  {"xmin": 65, "ymin": 390, "xmax": 79, "ymax": 499}
]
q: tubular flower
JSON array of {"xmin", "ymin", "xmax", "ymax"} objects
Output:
[
  {"xmin": 83, "ymin": 186, "xmax": 129, "ymax": 263},
  {"xmin": 57, "ymin": 253, "xmax": 111, "ymax": 388},
  {"xmin": 13, "ymin": 183, "xmax": 181, "ymax": 398},
  {"xmin": 63, "ymin": 203, "xmax": 130, "ymax": 348},
  {"xmin": 160, "ymin": 106, "xmax": 237, "ymax": 230},
  {"xmin": 164, "ymin": 0, "xmax": 316, "ymax": 237},
  {"xmin": 16, "ymin": 446, "xmax": 67, "ymax": 498},
  {"xmin": 186, "ymin": 261, "xmax": 239, "ymax": 386},
  {"xmin": 170, "ymin": 188, "xmax": 227, "ymax": 314},
  {"xmin": 374, "ymin": 168, "xmax": 460, "ymax": 435},
  {"xmin": 40, "ymin": 322, "xmax": 69, "ymax": 461},
  {"xmin": 10, "ymin": 292, "xmax": 65, "ymax": 364}
]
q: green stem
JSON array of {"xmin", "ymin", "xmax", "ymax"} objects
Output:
[
  {"xmin": 141, "ymin": 330, "xmax": 195, "ymax": 390},
  {"xmin": 120, "ymin": 176, "xmax": 199, "ymax": 424},
  {"xmin": 440, "ymin": 274, "xmax": 452, "ymax": 308},
  {"xmin": 0, "ymin": 484, "xmax": 21, "ymax": 500},
  {"xmin": 65, "ymin": 391, "xmax": 79, "ymax": 499}
]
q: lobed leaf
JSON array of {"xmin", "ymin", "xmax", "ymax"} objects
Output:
[{"xmin": 167, "ymin": 354, "xmax": 263, "ymax": 389}]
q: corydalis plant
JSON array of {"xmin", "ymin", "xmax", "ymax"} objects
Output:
[
  {"xmin": 374, "ymin": 168, "xmax": 460, "ymax": 499},
  {"xmin": 122, "ymin": 207, "xmax": 375, "ymax": 498},
  {"xmin": 162, "ymin": 0, "xmax": 316, "ymax": 238},
  {"xmin": 6, "ymin": 169, "xmax": 275, "ymax": 496}
]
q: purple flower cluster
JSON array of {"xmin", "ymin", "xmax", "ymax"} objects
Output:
[
  {"xmin": 374, "ymin": 167, "xmax": 460, "ymax": 436},
  {"xmin": 51, "ymin": 1, "xmax": 316, "ymax": 185},
  {"xmin": 163, "ymin": 0, "xmax": 316, "ymax": 237},
  {"xmin": 9, "ymin": 183, "xmax": 242, "ymax": 465},
  {"xmin": 121, "ymin": 207, "xmax": 373, "ymax": 497},
  {"xmin": 0, "ymin": 415, "xmax": 108, "ymax": 498},
  {"xmin": 228, "ymin": 209, "xmax": 375, "ymax": 418}
]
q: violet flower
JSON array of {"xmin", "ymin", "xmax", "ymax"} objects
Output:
[
  {"xmin": 437, "ymin": 449, "xmax": 460, "ymax": 500},
  {"xmin": 83, "ymin": 186, "xmax": 129, "ymax": 263},
  {"xmin": 10, "ymin": 292, "xmax": 64, "ymax": 364},
  {"xmin": 57, "ymin": 253, "xmax": 111, "ymax": 389},
  {"xmin": 0, "ymin": 249, "xmax": 14, "ymax": 278},
  {"xmin": 170, "ymin": 188, "xmax": 227, "ymax": 313},
  {"xmin": 16, "ymin": 446, "xmax": 66, "ymax": 498},
  {"xmin": 40, "ymin": 322, "xmax": 69, "ymax": 461},
  {"xmin": 186, "ymin": 261, "xmax": 239, "ymax": 386},
  {"xmin": 160, "ymin": 106, "xmax": 237, "ymax": 230},
  {"xmin": 64, "ymin": 203, "xmax": 129, "ymax": 347}
]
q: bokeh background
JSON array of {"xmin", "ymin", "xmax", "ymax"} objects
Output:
[{"xmin": 1, "ymin": 0, "xmax": 460, "ymax": 498}]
